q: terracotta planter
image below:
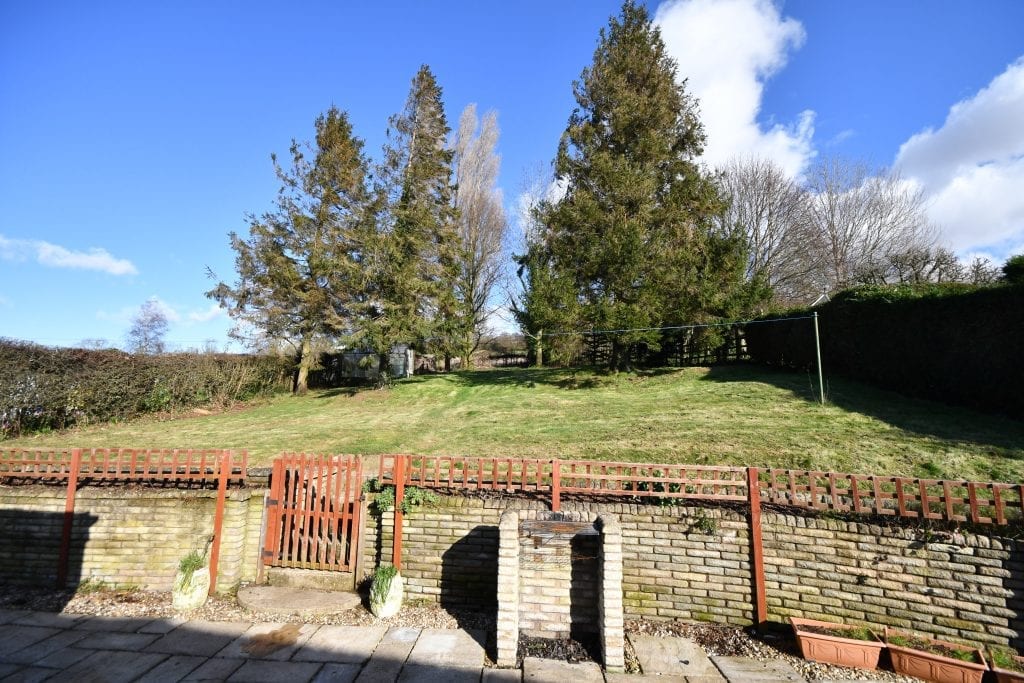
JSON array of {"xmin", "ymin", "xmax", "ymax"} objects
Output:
[
  {"xmin": 884, "ymin": 628, "xmax": 987, "ymax": 683},
  {"xmin": 989, "ymin": 650, "xmax": 1024, "ymax": 683},
  {"xmin": 789, "ymin": 617, "xmax": 884, "ymax": 670}
]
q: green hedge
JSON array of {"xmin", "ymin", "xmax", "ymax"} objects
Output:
[
  {"xmin": 744, "ymin": 284, "xmax": 1024, "ymax": 419},
  {"xmin": 0, "ymin": 340, "xmax": 290, "ymax": 437}
]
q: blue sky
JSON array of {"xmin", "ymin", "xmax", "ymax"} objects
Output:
[{"xmin": 2, "ymin": 0, "xmax": 1023, "ymax": 350}]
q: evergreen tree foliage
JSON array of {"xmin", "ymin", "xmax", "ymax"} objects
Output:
[
  {"xmin": 361, "ymin": 65, "xmax": 461, "ymax": 370},
  {"xmin": 207, "ymin": 106, "xmax": 370, "ymax": 393},
  {"xmin": 528, "ymin": 1, "xmax": 746, "ymax": 369}
]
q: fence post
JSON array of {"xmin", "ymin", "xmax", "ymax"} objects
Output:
[
  {"xmin": 813, "ymin": 312, "xmax": 825, "ymax": 405},
  {"xmin": 393, "ymin": 455, "xmax": 406, "ymax": 570},
  {"xmin": 552, "ymin": 459, "xmax": 561, "ymax": 512},
  {"xmin": 57, "ymin": 448, "xmax": 82, "ymax": 588},
  {"xmin": 207, "ymin": 450, "xmax": 230, "ymax": 595},
  {"xmin": 747, "ymin": 466, "xmax": 767, "ymax": 629}
]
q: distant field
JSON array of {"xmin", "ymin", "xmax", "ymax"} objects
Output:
[{"xmin": 5, "ymin": 365, "xmax": 1023, "ymax": 482}]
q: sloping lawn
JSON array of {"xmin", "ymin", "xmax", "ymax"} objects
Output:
[{"xmin": 5, "ymin": 365, "xmax": 1022, "ymax": 481}]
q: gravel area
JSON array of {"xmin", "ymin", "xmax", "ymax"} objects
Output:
[
  {"xmin": 0, "ymin": 584, "xmax": 492, "ymax": 632},
  {"xmin": 0, "ymin": 585, "xmax": 916, "ymax": 680}
]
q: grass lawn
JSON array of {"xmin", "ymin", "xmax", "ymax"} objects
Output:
[{"xmin": 4, "ymin": 365, "xmax": 1022, "ymax": 482}]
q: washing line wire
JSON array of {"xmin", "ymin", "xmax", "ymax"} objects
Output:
[{"xmin": 530, "ymin": 314, "xmax": 817, "ymax": 340}]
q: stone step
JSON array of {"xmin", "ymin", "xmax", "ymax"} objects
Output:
[
  {"xmin": 265, "ymin": 567, "xmax": 356, "ymax": 591},
  {"xmin": 237, "ymin": 585, "xmax": 363, "ymax": 618}
]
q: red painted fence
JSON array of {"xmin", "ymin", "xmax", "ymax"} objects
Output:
[
  {"xmin": 0, "ymin": 448, "xmax": 246, "ymax": 591},
  {"xmin": 375, "ymin": 455, "xmax": 1024, "ymax": 525}
]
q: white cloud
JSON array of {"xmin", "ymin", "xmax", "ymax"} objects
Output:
[
  {"xmin": 0, "ymin": 235, "xmax": 138, "ymax": 276},
  {"xmin": 896, "ymin": 58, "xmax": 1024, "ymax": 255},
  {"xmin": 149, "ymin": 297, "xmax": 181, "ymax": 323},
  {"xmin": 188, "ymin": 304, "xmax": 224, "ymax": 323},
  {"xmin": 654, "ymin": 0, "xmax": 815, "ymax": 177}
]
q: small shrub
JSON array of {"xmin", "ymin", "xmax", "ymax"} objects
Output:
[
  {"xmin": 990, "ymin": 646, "xmax": 1024, "ymax": 672},
  {"xmin": 370, "ymin": 564, "xmax": 398, "ymax": 605},
  {"xmin": 363, "ymin": 479, "xmax": 437, "ymax": 516},
  {"xmin": 178, "ymin": 550, "xmax": 206, "ymax": 585}
]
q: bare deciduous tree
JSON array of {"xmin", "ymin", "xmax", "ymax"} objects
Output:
[
  {"xmin": 716, "ymin": 157, "xmax": 817, "ymax": 307},
  {"xmin": 450, "ymin": 104, "xmax": 508, "ymax": 365},
  {"xmin": 126, "ymin": 298, "xmax": 168, "ymax": 354},
  {"xmin": 804, "ymin": 158, "xmax": 935, "ymax": 293}
]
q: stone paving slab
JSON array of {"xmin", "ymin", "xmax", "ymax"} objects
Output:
[
  {"xmin": 74, "ymin": 630, "xmax": 160, "ymax": 651},
  {"xmin": 353, "ymin": 628, "xmax": 419, "ymax": 683},
  {"xmin": 2, "ymin": 665, "xmax": 58, "ymax": 683},
  {"xmin": 406, "ymin": 628, "xmax": 486, "ymax": 669},
  {"xmin": 33, "ymin": 645, "xmax": 94, "ymax": 669},
  {"xmin": 218, "ymin": 622, "xmax": 318, "ymax": 661},
  {"xmin": 144, "ymin": 620, "xmax": 251, "ymax": 657},
  {"xmin": 237, "ymin": 585, "xmax": 362, "ymax": 616},
  {"xmin": 180, "ymin": 656, "xmax": 245, "ymax": 682},
  {"xmin": 311, "ymin": 662, "xmax": 362, "ymax": 683},
  {"xmin": 3, "ymin": 628, "xmax": 88, "ymax": 665},
  {"xmin": 629, "ymin": 635, "xmax": 721, "ymax": 678},
  {"xmin": 138, "ymin": 617, "xmax": 186, "ymax": 635},
  {"xmin": 0, "ymin": 609, "xmax": 30, "ymax": 625},
  {"xmin": 61, "ymin": 650, "xmax": 169, "ymax": 683},
  {"xmin": 522, "ymin": 657, "xmax": 604, "ymax": 682},
  {"xmin": 605, "ymin": 674, "xmax": 686, "ymax": 683},
  {"xmin": 0, "ymin": 624, "xmax": 61, "ymax": 659},
  {"xmin": 12, "ymin": 611, "xmax": 84, "ymax": 628},
  {"xmin": 226, "ymin": 658, "xmax": 324, "ymax": 682},
  {"xmin": 135, "ymin": 655, "xmax": 206, "ymax": 683},
  {"xmin": 294, "ymin": 624, "xmax": 388, "ymax": 663},
  {"xmin": 711, "ymin": 656, "xmax": 806, "ymax": 682},
  {"xmin": 482, "ymin": 668, "xmax": 522, "ymax": 682},
  {"xmin": 398, "ymin": 664, "xmax": 483, "ymax": 682},
  {"xmin": 74, "ymin": 615, "xmax": 159, "ymax": 632}
]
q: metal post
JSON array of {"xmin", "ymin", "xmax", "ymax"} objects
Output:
[
  {"xmin": 207, "ymin": 451, "xmax": 230, "ymax": 595},
  {"xmin": 747, "ymin": 467, "xmax": 767, "ymax": 629},
  {"xmin": 813, "ymin": 312, "xmax": 825, "ymax": 405},
  {"xmin": 393, "ymin": 456, "xmax": 405, "ymax": 570},
  {"xmin": 551, "ymin": 459, "xmax": 561, "ymax": 512},
  {"xmin": 58, "ymin": 448, "xmax": 82, "ymax": 588}
]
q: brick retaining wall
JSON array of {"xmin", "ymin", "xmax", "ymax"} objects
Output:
[
  {"xmin": 372, "ymin": 494, "xmax": 1023, "ymax": 649},
  {"xmin": 0, "ymin": 486, "xmax": 263, "ymax": 592}
]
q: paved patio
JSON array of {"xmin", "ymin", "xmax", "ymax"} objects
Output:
[{"xmin": 0, "ymin": 609, "xmax": 813, "ymax": 682}]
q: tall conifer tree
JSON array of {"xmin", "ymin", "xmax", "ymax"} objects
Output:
[
  {"xmin": 531, "ymin": 1, "xmax": 740, "ymax": 369},
  {"xmin": 362, "ymin": 66, "xmax": 460, "ymax": 371},
  {"xmin": 208, "ymin": 107, "xmax": 369, "ymax": 393}
]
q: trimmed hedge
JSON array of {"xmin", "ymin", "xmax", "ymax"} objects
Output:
[
  {"xmin": 0, "ymin": 340, "xmax": 289, "ymax": 437},
  {"xmin": 745, "ymin": 284, "xmax": 1024, "ymax": 419}
]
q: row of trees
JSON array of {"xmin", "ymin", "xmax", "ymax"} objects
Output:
[
  {"xmin": 208, "ymin": 68, "xmax": 507, "ymax": 392},
  {"xmin": 511, "ymin": 1, "xmax": 1012, "ymax": 370},
  {"xmin": 716, "ymin": 157, "xmax": 1002, "ymax": 307}
]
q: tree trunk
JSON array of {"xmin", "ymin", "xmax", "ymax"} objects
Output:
[
  {"xmin": 294, "ymin": 336, "xmax": 312, "ymax": 395},
  {"xmin": 535, "ymin": 329, "xmax": 544, "ymax": 368},
  {"xmin": 444, "ymin": 354, "xmax": 452, "ymax": 372}
]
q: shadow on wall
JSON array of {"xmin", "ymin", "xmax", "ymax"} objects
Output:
[
  {"xmin": 0, "ymin": 507, "xmax": 97, "ymax": 611},
  {"xmin": 441, "ymin": 526, "xmax": 499, "ymax": 628}
]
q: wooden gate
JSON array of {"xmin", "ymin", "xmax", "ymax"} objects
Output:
[{"xmin": 262, "ymin": 454, "xmax": 363, "ymax": 571}]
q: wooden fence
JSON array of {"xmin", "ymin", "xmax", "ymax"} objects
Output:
[
  {"xmin": 375, "ymin": 455, "xmax": 1023, "ymax": 526},
  {"xmin": 0, "ymin": 448, "xmax": 246, "ymax": 591}
]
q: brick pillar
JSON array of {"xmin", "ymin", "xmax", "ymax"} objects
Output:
[
  {"xmin": 597, "ymin": 513, "xmax": 625, "ymax": 672},
  {"xmin": 496, "ymin": 509, "xmax": 520, "ymax": 667}
]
